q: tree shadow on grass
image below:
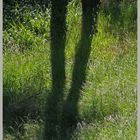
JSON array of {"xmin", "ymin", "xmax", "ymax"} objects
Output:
[
  {"xmin": 61, "ymin": 0, "xmax": 100, "ymax": 139},
  {"xmin": 44, "ymin": 0, "xmax": 68, "ymax": 139},
  {"xmin": 44, "ymin": 0, "xmax": 100, "ymax": 139}
]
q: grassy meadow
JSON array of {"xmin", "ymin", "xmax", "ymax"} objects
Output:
[{"xmin": 3, "ymin": 0, "xmax": 137, "ymax": 139}]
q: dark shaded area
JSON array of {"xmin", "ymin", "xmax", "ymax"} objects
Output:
[
  {"xmin": 4, "ymin": 0, "xmax": 50, "ymax": 6},
  {"xmin": 102, "ymin": 1, "xmax": 122, "ymax": 24},
  {"xmin": 101, "ymin": 0, "xmax": 137, "ymax": 31},
  {"xmin": 3, "ymin": 0, "xmax": 50, "ymax": 29},
  {"xmin": 44, "ymin": 0, "xmax": 68, "ymax": 139},
  {"xmin": 3, "ymin": 88, "xmax": 49, "ymax": 137}
]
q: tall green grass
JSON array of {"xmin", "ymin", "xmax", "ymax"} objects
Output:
[{"xmin": 3, "ymin": 0, "xmax": 137, "ymax": 139}]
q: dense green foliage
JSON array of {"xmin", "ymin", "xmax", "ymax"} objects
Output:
[{"xmin": 3, "ymin": 0, "xmax": 137, "ymax": 139}]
